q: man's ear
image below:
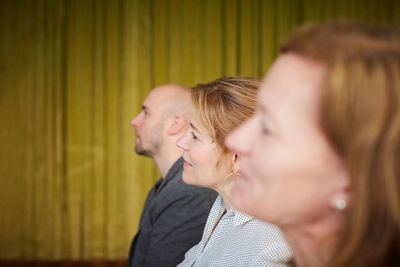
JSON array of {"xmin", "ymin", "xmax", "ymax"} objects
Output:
[
  {"xmin": 167, "ymin": 115, "xmax": 185, "ymax": 135},
  {"xmin": 232, "ymin": 153, "xmax": 240, "ymax": 174}
]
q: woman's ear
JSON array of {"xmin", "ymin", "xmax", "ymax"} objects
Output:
[
  {"xmin": 232, "ymin": 153, "xmax": 240, "ymax": 174},
  {"xmin": 329, "ymin": 171, "xmax": 350, "ymax": 212},
  {"xmin": 167, "ymin": 115, "xmax": 185, "ymax": 135}
]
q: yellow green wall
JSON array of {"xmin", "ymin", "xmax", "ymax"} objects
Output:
[{"xmin": 1, "ymin": 0, "xmax": 399, "ymax": 260}]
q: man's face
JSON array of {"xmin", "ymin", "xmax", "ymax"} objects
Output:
[{"xmin": 130, "ymin": 90, "xmax": 166, "ymax": 157}]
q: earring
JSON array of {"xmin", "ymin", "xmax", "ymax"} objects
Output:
[
  {"xmin": 335, "ymin": 199, "xmax": 347, "ymax": 211},
  {"xmin": 223, "ymin": 171, "xmax": 240, "ymax": 180}
]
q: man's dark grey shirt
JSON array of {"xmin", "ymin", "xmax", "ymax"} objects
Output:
[{"xmin": 128, "ymin": 158, "xmax": 217, "ymax": 267}]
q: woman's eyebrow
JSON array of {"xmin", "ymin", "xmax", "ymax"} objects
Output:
[{"xmin": 189, "ymin": 122, "xmax": 202, "ymax": 134}]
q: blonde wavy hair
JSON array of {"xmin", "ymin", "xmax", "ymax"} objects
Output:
[
  {"xmin": 191, "ymin": 76, "xmax": 260, "ymax": 154},
  {"xmin": 281, "ymin": 21, "xmax": 400, "ymax": 267}
]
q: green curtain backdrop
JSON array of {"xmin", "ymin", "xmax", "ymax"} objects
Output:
[{"xmin": 1, "ymin": 0, "xmax": 399, "ymax": 261}]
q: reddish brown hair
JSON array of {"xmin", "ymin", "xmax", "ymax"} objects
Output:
[{"xmin": 191, "ymin": 76, "xmax": 260, "ymax": 153}]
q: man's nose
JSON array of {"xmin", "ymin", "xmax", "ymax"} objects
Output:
[{"xmin": 130, "ymin": 116, "xmax": 140, "ymax": 127}]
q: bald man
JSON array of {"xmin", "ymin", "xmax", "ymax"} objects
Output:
[{"xmin": 128, "ymin": 85, "xmax": 217, "ymax": 267}]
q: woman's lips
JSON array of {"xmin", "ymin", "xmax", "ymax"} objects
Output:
[{"xmin": 183, "ymin": 159, "xmax": 193, "ymax": 168}]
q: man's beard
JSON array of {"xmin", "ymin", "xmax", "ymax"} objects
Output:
[
  {"xmin": 134, "ymin": 128, "xmax": 162, "ymax": 158},
  {"xmin": 135, "ymin": 143, "xmax": 153, "ymax": 157}
]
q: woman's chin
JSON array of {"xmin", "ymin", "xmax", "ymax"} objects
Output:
[{"xmin": 182, "ymin": 173, "xmax": 196, "ymax": 186}]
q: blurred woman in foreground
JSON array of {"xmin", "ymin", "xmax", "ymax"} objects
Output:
[
  {"xmin": 177, "ymin": 77, "xmax": 292, "ymax": 266},
  {"xmin": 226, "ymin": 22, "xmax": 400, "ymax": 267}
]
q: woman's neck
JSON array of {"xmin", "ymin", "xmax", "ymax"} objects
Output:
[
  {"xmin": 285, "ymin": 231, "xmax": 323, "ymax": 267},
  {"xmin": 218, "ymin": 189, "xmax": 232, "ymax": 210},
  {"xmin": 283, "ymin": 215, "xmax": 342, "ymax": 267},
  {"xmin": 213, "ymin": 173, "xmax": 236, "ymax": 210}
]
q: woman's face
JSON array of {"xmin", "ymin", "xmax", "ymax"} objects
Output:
[
  {"xmin": 225, "ymin": 54, "xmax": 349, "ymax": 228},
  {"xmin": 177, "ymin": 120, "xmax": 233, "ymax": 190}
]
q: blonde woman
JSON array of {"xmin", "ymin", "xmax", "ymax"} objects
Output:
[
  {"xmin": 226, "ymin": 22, "xmax": 400, "ymax": 266},
  {"xmin": 177, "ymin": 77, "xmax": 292, "ymax": 266}
]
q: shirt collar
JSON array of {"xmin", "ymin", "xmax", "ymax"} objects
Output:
[
  {"xmin": 164, "ymin": 157, "xmax": 183, "ymax": 181},
  {"xmin": 219, "ymin": 195, "xmax": 254, "ymax": 227},
  {"xmin": 232, "ymin": 207, "xmax": 253, "ymax": 226}
]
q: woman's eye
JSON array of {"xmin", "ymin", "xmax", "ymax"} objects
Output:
[
  {"xmin": 261, "ymin": 126, "xmax": 269, "ymax": 135},
  {"xmin": 259, "ymin": 120, "xmax": 270, "ymax": 135},
  {"xmin": 191, "ymin": 131, "xmax": 199, "ymax": 140}
]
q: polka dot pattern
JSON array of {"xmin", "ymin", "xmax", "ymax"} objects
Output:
[{"xmin": 177, "ymin": 195, "xmax": 293, "ymax": 267}]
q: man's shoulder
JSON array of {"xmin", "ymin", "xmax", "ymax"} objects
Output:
[
  {"xmin": 158, "ymin": 158, "xmax": 217, "ymax": 204},
  {"xmin": 163, "ymin": 172, "xmax": 217, "ymax": 202}
]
